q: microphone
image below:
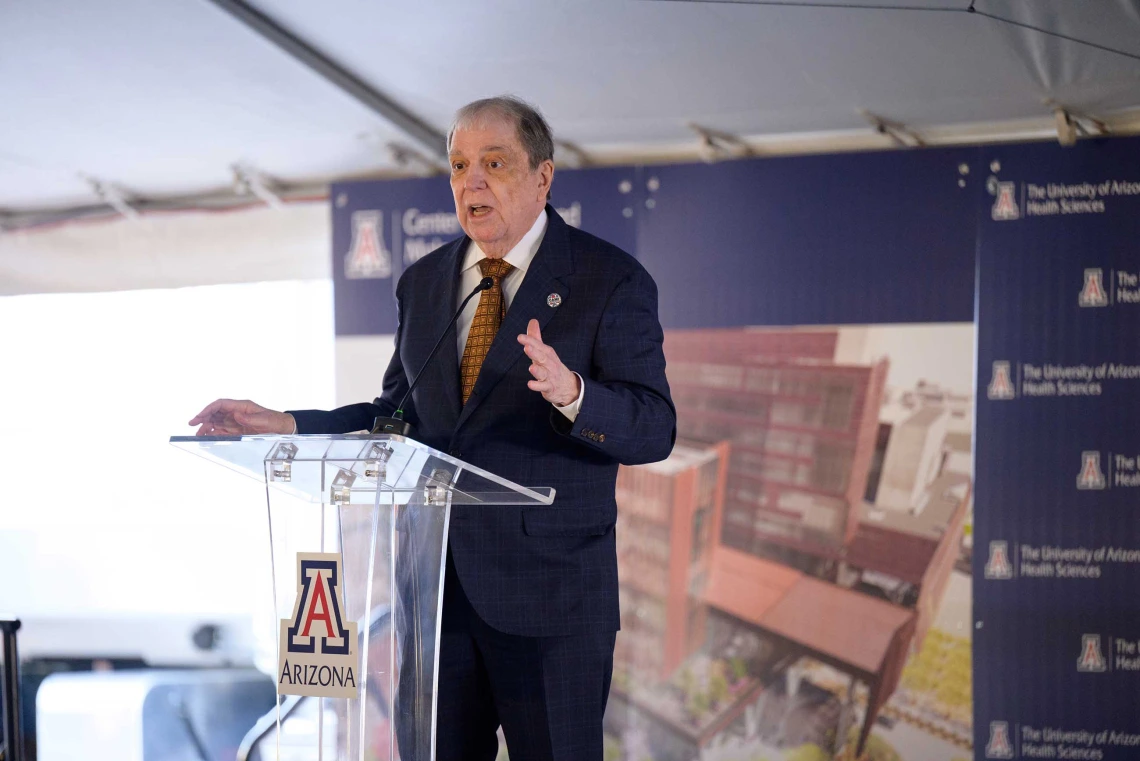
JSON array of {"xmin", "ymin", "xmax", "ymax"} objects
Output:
[{"xmin": 372, "ymin": 276, "xmax": 495, "ymax": 437}]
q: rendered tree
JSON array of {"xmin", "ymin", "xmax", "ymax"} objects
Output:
[{"xmin": 785, "ymin": 744, "xmax": 829, "ymax": 761}]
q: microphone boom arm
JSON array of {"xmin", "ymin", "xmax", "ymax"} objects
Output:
[{"xmin": 371, "ymin": 276, "xmax": 494, "ymax": 437}]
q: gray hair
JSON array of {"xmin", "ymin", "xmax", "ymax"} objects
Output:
[{"xmin": 447, "ymin": 96, "xmax": 554, "ymax": 171}]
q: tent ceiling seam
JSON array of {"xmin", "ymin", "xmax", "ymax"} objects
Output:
[
  {"xmin": 646, "ymin": 0, "xmax": 1140, "ymax": 62},
  {"xmin": 200, "ymin": 0, "xmax": 447, "ymax": 159}
]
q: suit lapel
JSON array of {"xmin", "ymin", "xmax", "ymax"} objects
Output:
[
  {"xmin": 455, "ymin": 207, "xmax": 572, "ymax": 432},
  {"xmin": 424, "ymin": 238, "xmax": 465, "ymax": 425}
]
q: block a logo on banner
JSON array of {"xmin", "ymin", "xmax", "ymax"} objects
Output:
[
  {"xmin": 1077, "ymin": 451, "xmax": 1107, "ymax": 490},
  {"xmin": 987, "ymin": 361, "xmax": 1016, "ymax": 400},
  {"xmin": 344, "ymin": 210, "xmax": 392, "ymax": 280},
  {"xmin": 1077, "ymin": 634, "xmax": 1107, "ymax": 672},
  {"xmin": 985, "ymin": 720, "xmax": 1014, "ymax": 759},
  {"xmin": 991, "ymin": 181, "xmax": 1020, "ymax": 221},
  {"xmin": 278, "ymin": 552, "xmax": 359, "ymax": 698},
  {"xmin": 985, "ymin": 540, "xmax": 1014, "ymax": 580},
  {"xmin": 1079, "ymin": 268, "xmax": 1109, "ymax": 307}
]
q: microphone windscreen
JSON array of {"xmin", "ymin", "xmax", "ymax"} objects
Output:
[{"xmin": 479, "ymin": 276, "xmax": 494, "ymax": 290}]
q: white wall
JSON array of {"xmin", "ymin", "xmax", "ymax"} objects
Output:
[
  {"xmin": 0, "ymin": 204, "xmax": 335, "ymax": 645},
  {"xmin": 0, "ymin": 280, "xmax": 335, "ymax": 620},
  {"xmin": 335, "ymin": 334, "xmax": 396, "ymax": 409}
]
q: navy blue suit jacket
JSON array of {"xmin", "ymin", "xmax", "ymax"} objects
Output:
[{"xmin": 291, "ymin": 207, "xmax": 675, "ymax": 637}]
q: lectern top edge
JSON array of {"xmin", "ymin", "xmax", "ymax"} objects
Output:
[{"xmin": 169, "ymin": 433, "xmax": 556, "ymax": 506}]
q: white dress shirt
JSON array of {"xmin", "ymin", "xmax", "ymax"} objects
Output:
[{"xmin": 456, "ymin": 209, "xmax": 584, "ymax": 421}]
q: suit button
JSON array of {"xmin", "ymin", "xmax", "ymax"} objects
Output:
[{"xmin": 598, "ymin": 434, "xmax": 605, "ymax": 442}]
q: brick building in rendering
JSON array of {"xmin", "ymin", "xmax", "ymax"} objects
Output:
[
  {"xmin": 614, "ymin": 440, "xmax": 729, "ymax": 682},
  {"xmin": 664, "ymin": 330, "xmax": 888, "ymax": 570},
  {"xmin": 608, "ymin": 327, "xmax": 973, "ymax": 758}
]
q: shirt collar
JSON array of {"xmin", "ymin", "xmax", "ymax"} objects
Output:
[{"xmin": 461, "ymin": 208, "xmax": 548, "ymax": 275}]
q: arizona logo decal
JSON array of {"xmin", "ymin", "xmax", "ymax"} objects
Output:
[
  {"xmin": 991, "ymin": 181, "xmax": 1019, "ymax": 221},
  {"xmin": 278, "ymin": 552, "xmax": 359, "ymax": 698},
  {"xmin": 985, "ymin": 721, "xmax": 1014, "ymax": 759},
  {"xmin": 1077, "ymin": 451, "xmax": 1106, "ymax": 491},
  {"xmin": 987, "ymin": 361, "xmax": 1016, "ymax": 401},
  {"xmin": 984, "ymin": 541, "xmax": 1013, "ymax": 580},
  {"xmin": 1078, "ymin": 268, "xmax": 1109, "ymax": 307},
  {"xmin": 344, "ymin": 210, "xmax": 392, "ymax": 280},
  {"xmin": 1076, "ymin": 634, "xmax": 1107, "ymax": 673}
]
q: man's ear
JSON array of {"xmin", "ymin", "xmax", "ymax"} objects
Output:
[{"xmin": 537, "ymin": 159, "xmax": 554, "ymax": 201}]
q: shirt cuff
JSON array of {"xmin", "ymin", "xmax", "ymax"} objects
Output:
[
  {"xmin": 288, "ymin": 414, "xmax": 297, "ymax": 435},
  {"xmin": 554, "ymin": 372, "xmax": 585, "ymax": 422}
]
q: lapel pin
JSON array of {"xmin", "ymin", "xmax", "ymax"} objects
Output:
[{"xmin": 547, "ymin": 293, "xmax": 562, "ymax": 308}]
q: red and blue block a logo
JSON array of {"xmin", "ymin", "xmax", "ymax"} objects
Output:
[
  {"xmin": 287, "ymin": 556, "xmax": 351, "ymax": 655},
  {"xmin": 1077, "ymin": 451, "xmax": 1106, "ymax": 491},
  {"xmin": 991, "ymin": 181, "xmax": 1019, "ymax": 221},
  {"xmin": 278, "ymin": 552, "xmax": 359, "ymax": 698},
  {"xmin": 344, "ymin": 211, "xmax": 392, "ymax": 280}
]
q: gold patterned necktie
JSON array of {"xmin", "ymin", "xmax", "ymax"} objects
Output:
[{"xmin": 459, "ymin": 258, "xmax": 514, "ymax": 403}]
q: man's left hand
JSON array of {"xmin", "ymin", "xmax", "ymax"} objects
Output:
[{"xmin": 518, "ymin": 319, "xmax": 580, "ymax": 407}]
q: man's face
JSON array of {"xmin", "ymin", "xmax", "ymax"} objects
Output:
[{"xmin": 449, "ymin": 116, "xmax": 553, "ymax": 258}]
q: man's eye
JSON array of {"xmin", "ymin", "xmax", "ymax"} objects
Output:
[
  {"xmin": 452, "ymin": 162, "xmax": 465, "ymax": 171},
  {"xmin": 488, "ymin": 161, "xmax": 503, "ymax": 169}
]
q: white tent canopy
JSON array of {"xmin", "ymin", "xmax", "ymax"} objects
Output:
[{"xmin": 2, "ymin": 0, "xmax": 1139, "ymax": 219}]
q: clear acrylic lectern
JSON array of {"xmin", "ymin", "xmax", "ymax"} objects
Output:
[{"xmin": 170, "ymin": 434, "xmax": 554, "ymax": 761}]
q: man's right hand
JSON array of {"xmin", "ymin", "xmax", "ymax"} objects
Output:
[{"xmin": 188, "ymin": 399, "xmax": 295, "ymax": 436}]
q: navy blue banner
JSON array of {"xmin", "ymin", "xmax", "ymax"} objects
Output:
[
  {"xmin": 974, "ymin": 138, "xmax": 1140, "ymax": 760},
  {"xmin": 332, "ymin": 149, "xmax": 979, "ymax": 337},
  {"xmin": 975, "ymin": 611, "xmax": 1140, "ymax": 759},
  {"xmin": 638, "ymin": 148, "xmax": 978, "ymax": 328}
]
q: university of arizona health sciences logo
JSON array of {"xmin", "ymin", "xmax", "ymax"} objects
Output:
[
  {"xmin": 1079, "ymin": 268, "xmax": 1109, "ymax": 307},
  {"xmin": 987, "ymin": 361, "xmax": 1016, "ymax": 401},
  {"xmin": 985, "ymin": 720, "xmax": 1014, "ymax": 759},
  {"xmin": 991, "ymin": 181, "xmax": 1020, "ymax": 221},
  {"xmin": 984, "ymin": 540, "xmax": 1013, "ymax": 580},
  {"xmin": 278, "ymin": 552, "xmax": 359, "ymax": 698},
  {"xmin": 1077, "ymin": 634, "xmax": 1107, "ymax": 672},
  {"xmin": 344, "ymin": 211, "xmax": 392, "ymax": 280},
  {"xmin": 1077, "ymin": 451, "xmax": 1107, "ymax": 490}
]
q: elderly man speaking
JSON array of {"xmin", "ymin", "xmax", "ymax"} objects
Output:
[{"xmin": 191, "ymin": 96, "xmax": 676, "ymax": 761}]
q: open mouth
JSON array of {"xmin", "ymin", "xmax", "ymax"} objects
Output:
[{"xmin": 469, "ymin": 205, "xmax": 492, "ymax": 217}]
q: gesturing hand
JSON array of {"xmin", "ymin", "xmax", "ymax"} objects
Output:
[
  {"xmin": 517, "ymin": 319, "xmax": 581, "ymax": 407},
  {"xmin": 188, "ymin": 398, "xmax": 296, "ymax": 436}
]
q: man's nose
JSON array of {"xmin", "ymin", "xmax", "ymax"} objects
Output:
[{"xmin": 464, "ymin": 164, "xmax": 488, "ymax": 190}]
